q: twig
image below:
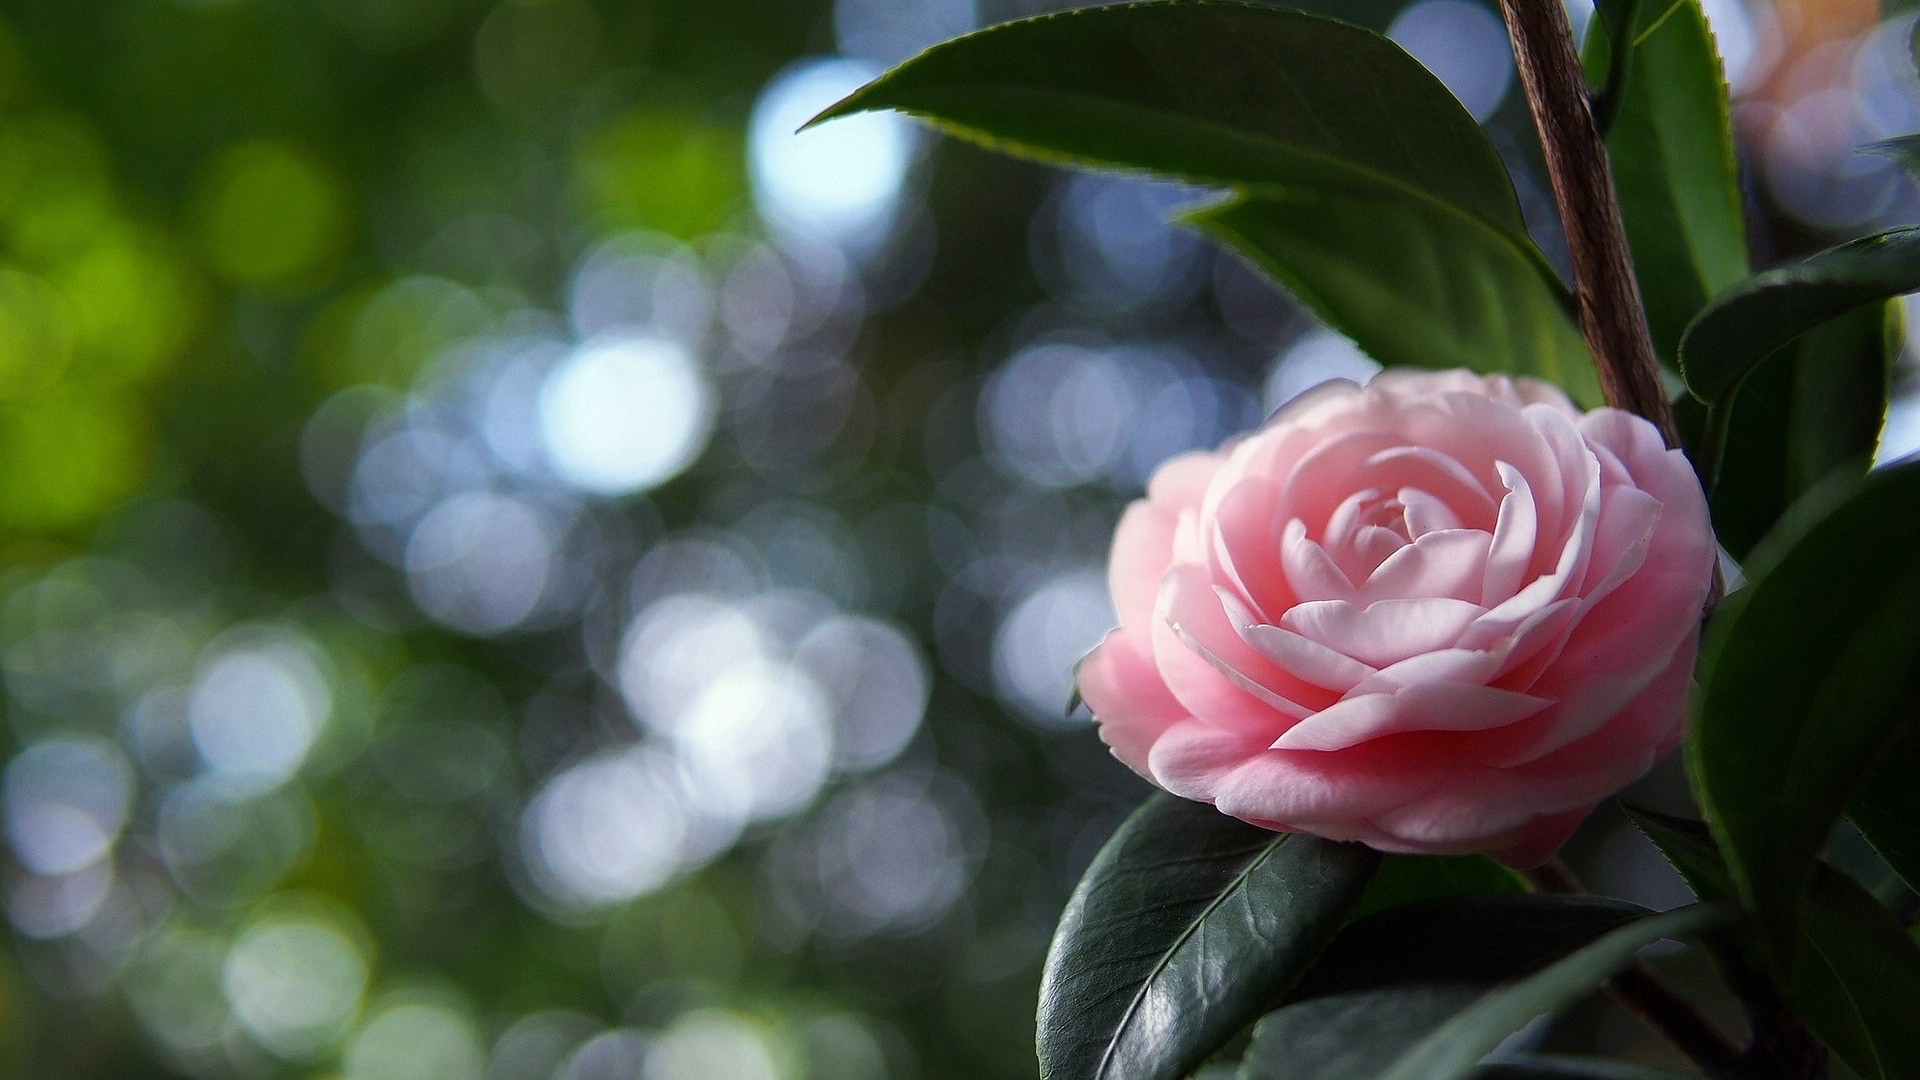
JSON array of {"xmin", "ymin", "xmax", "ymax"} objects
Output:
[
  {"xmin": 1498, "ymin": 0, "xmax": 1723, "ymax": 614},
  {"xmin": 1498, "ymin": 0, "xmax": 1680, "ymax": 449}
]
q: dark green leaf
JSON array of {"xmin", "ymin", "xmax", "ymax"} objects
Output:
[
  {"xmin": 1688, "ymin": 459, "xmax": 1920, "ymax": 966},
  {"xmin": 1849, "ymin": 723, "xmax": 1920, "ymax": 896},
  {"xmin": 1621, "ymin": 806, "xmax": 1734, "ymax": 901},
  {"xmin": 1679, "ymin": 226, "xmax": 1920, "ymax": 404},
  {"xmin": 1628, "ymin": 809, "xmax": 1920, "ymax": 1080},
  {"xmin": 1862, "ymin": 134, "xmax": 1920, "ymax": 184},
  {"xmin": 1037, "ymin": 793, "xmax": 1379, "ymax": 1080},
  {"xmin": 1472, "ymin": 1056, "xmax": 1701, "ymax": 1080},
  {"xmin": 1791, "ymin": 857, "xmax": 1920, "ymax": 1080},
  {"xmin": 1372, "ymin": 905, "xmax": 1731, "ymax": 1080},
  {"xmin": 1582, "ymin": 0, "xmax": 1639, "ymax": 135},
  {"xmin": 1586, "ymin": 0, "xmax": 1748, "ymax": 366},
  {"xmin": 1351, "ymin": 854, "xmax": 1530, "ymax": 923},
  {"xmin": 1239, "ymin": 895, "xmax": 1654, "ymax": 1080},
  {"xmin": 809, "ymin": 0, "xmax": 1526, "ymax": 234},
  {"xmin": 1189, "ymin": 190, "xmax": 1600, "ymax": 405},
  {"xmin": 1673, "ymin": 300, "xmax": 1897, "ymax": 559}
]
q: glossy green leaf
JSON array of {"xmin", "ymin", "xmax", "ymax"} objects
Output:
[
  {"xmin": 1688, "ymin": 459, "xmax": 1920, "ymax": 966},
  {"xmin": 1674, "ymin": 300, "xmax": 1897, "ymax": 559},
  {"xmin": 1351, "ymin": 853, "xmax": 1530, "ymax": 923},
  {"xmin": 809, "ymin": 0, "xmax": 1526, "ymax": 234},
  {"xmin": 1472, "ymin": 1057, "xmax": 1700, "ymax": 1080},
  {"xmin": 1585, "ymin": 0, "xmax": 1748, "ymax": 366},
  {"xmin": 1188, "ymin": 190, "xmax": 1600, "ymax": 405},
  {"xmin": 1849, "ymin": 723, "xmax": 1920, "ymax": 896},
  {"xmin": 1628, "ymin": 810, "xmax": 1920, "ymax": 1080},
  {"xmin": 1036, "ymin": 794, "xmax": 1379, "ymax": 1080},
  {"xmin": 1680, "ymin": 226, "xmax": 1920, "ymax": 404},
  {"xmin": 1239, "ymin": 895, "xmax": 1653, "ymax": 1080}
]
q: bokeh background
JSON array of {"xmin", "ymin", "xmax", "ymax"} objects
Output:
[{"xmin": 0, "ymin": 0, "xmax": 1915, "ymax": 1076}]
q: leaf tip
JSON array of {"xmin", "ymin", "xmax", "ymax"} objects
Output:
[{"xmin": 798, "ymin": 88, "xmax": 874, "ymax": 134}]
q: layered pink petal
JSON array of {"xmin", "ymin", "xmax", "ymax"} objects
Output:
[
  {"xmin": 1080, "ymin": 628, "xmax": 1187, "ymax": 778},
  {"xmin": 1084, "ymin": 369, "xmax": 1713, "ymax": 865}
]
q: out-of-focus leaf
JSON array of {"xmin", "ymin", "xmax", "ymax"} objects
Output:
[
  {"xmin": 1628, "ymin": 810, "xmax": 1920, "ymax": 1080},
  {"xmin": 1789, "ymin": 849, "xmax": 1920, "ymax": 1068},
  {"xmin": 1472, "ymin": 1057, "xmax": 1700, "ymax": 1080},
  {"xmin": 1680, "ymin": 226, "xmax": 1920, "ymax": 404},
  {"xmin": 1688, "ymin": 459, "xmax": 1920, "ymax": 966},
  {"xmin": 1371, "ymin": 905, "xmax": 1730, "ymax": 1080},
  {"xmin": 809, "ymin": 0, "xmax": 1527, "ymax": 234},
  {"xmin": 1188, "ymin": 190, "xmax": 1599, "ymax": 405},
  {"xmin": 1849, "ymin": 724, "xmax": 1920, "ymax": 896},
  {"xmin": 1862, "ymin": 134, "xmax": 1920, "ymax": 182},
  {"xmin": 1036, "ymin": 793, "xmax": 1378, "ymax": 1080},
  {"xmin": 1673, "ymin": 300, "xmax": 1898, "ymax": 560},
  {"xmin": 1239, "ymin": 897, "xmax": 1721, "ymax": 1080},
  {"xmin": 1586, "ymin": 0, "xmax": 1642, "ymax": 83},
  {"xmin": 1791, "ymin": 856, "xmax": 1920, "ymax": 1080},
  {"xmin": 1584, "ymin": 0, "xmax": 1747, "ymax": 365},
  {"xmin": 1351, "ymin": 854, "xmax": 1530, "ymax": 923}
]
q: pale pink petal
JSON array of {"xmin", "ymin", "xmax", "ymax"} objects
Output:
[
  {"xmin": 1324, "ymin": 487, "xmax": 1385, "ymax": 553},
  {"xmin": 1281, "ymin": 518, "xmax": 1358, "ymax": 603},
  {"xmin": 1155, "ymin": 566, "xmax": 1317, "ymax": 726},
  {"xmin": 1488, "ymin": 809, "xmax": 1592, "ymax": 868},
  {"xmin": 1359, "ymin": 447, "xmax": 1499, "ymax": 530},
  {"xmin": 1271, "ymin": 682, "xmax": 1547, "ymax": 750},
  {"xmin": 1147, "ymin": 450, "xmax": 1224, "ymax": 509},
  {"xmin": 1396, "ymin": 393, "xmax": 1560, "ymax": 497},
  {"xmin": 1280, "ymin": 431, "xmax": 1404, "ymax": 539},
  {"xmin": 1239, "ymin": 622, "xmax": 1376, "ymax": 692},
  {"xmin": 1179, "ymin": 732, "xmax": 1453, "ymax": 830},
  {"xmin": 1520, "ymin": 403, "xmax": 1595, "ymax": 554},
  {"xmin": 1145, "ymin": 719, "xmax": 1280, "ymax": 799},
  {"xmin": 1483, "ymin": 599, "xmax": 1581, "ymax": 690},
  {"xmin": 1465, "ymin": 577, "xmax": 1700, "ymax": 769},
  {"xmin": 1398, "ymin": 486, "xmax": 1463, "ymax": 536},
  {"xmin": 1482, "ymin": 462, "xmax": 1538, "ymax": 604},
  {"xmin": 1352, "ymin": 647, "xmax": 1507, "ymax": 692},
  {"xmin": 1174, "ymin": 624, "xmax": 1314, "ymax": 720},
  {"xmin": 1108, "ymin": 501, "xmax": 1178, "ymax": 633},
  {"xmin": 1577, "ymin": 485, "xmax": 1663, "ymax": 606},
  {"xmin": 1281, "ymin": 596, "xmax": 1484, "ymax": 668},
  {"xmin": 1079, "ymin": 629, "xmax": 1188, "ymax": 778},
  {"xmin": 1172, "ymin": 506, "xmax": 1206, "ymax": 565},
  {"xmin": 1363, "ymin": 528, "xmax": 1492, "ymax": 604},
  {"xmin": 1581, "ymin": 410, "xmax": 1714, "ymax": 585},
  {"xmin": 1368, "ymin": 764, "xmax": 1541, "ymax": 846},
  {"xmin": 1478, "ymin": 455, "xmax": 1601, "ymax": 625},
  {"xmin": 1349, "ymin": 525, "xmax": 1409, "ymax": 581},
  {"xmin": 1512, "ymin": 644, "xmax": 1695, "ymax": 785}
]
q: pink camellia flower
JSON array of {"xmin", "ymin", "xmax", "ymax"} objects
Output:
[{"xmin": 1079, "ymin": 369, "xmax": 1715, "ymax": 867}]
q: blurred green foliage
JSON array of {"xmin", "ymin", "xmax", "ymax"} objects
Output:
[{"xmin": 0, "ymin": 0, "xmax": 1911, "ymax": 1077}]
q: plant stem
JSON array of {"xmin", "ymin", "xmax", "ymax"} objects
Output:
[
  {"xmin": 1498, "ymin": 0, "xmax": 1680, "ymax": 449},
  {"xmin": 1525, "ymin": 859, "xmax": 1749, "ymax": 1079}
]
